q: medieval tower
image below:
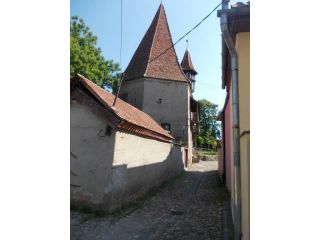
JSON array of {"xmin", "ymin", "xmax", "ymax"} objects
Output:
[{"xmin": 119, "ymin": 4, "xmax": 199, "ymax": 166}]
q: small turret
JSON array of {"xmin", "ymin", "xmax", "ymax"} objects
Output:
[{"xmin": 181, "ymin": 47, "xmax": 197, "ymax": 92}]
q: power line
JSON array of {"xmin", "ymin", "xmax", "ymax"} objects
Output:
[
  {"xmin": 113, "ymin": 0, "xmax": 124, "ymax": 107},
  {"xmin": 120, "ymin": 0, "xmax": 123, "ymax": 68},
  {"xmin": 114, "ymin": 0, "xmax": 226, "ymax": 106}
]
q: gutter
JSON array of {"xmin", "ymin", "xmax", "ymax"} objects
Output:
[{"xmin": 219, "ymin": 1, "xmax": 242, "ymax": 239}]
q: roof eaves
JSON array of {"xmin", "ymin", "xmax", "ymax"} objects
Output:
[
  {"xmin": 77, "ymin": 74, "xmax": 117, "ymax": 116},
  {"xmin": 117, "ymin": 120, "xmax": 174, "ymax": 143},
  {"xmin": 76, "ymin": 74, "xmax": 174, "ymax": 141}
]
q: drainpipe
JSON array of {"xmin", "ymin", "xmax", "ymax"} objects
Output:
[{"xmin": 219, "ymin": 1, "xmax": 242, "ymax": 239}]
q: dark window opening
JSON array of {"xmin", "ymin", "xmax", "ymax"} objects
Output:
[{"xmin": 161, "ymin": 123, "xmax": 171, "ymax": 133}]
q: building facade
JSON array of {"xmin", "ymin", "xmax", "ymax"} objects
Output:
[
  {"xmin": 119, "ymin": 4, "xmax": 199, "ymax": 167},
  {"xmin": 71, "ymin": 74, "xmax": 184, "ymax": 212},
  {"xmin": 217, "ymin": 2, "xmax": 250, "ymax": 239}
]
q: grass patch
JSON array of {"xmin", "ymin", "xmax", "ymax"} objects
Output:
[{"xmin": 198, "ymin": 150, "xmax": 217, "ymax": 157}]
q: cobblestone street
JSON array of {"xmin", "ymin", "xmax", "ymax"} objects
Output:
[{"xmin": 71, "ymin": 160, "xmax": 233, "ymax": 240}]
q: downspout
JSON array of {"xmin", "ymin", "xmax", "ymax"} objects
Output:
[{"xmin": 219, "ymin": 1, "xmax": 242, "ymax": 239}]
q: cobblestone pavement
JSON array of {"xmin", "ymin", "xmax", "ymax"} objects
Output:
[{"xmin": 71, "ymin": 160, "xmax": 233, "ymax": 240}]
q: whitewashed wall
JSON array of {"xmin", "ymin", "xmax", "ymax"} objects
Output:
[
  {"xmin": 70, "ymin": 101, "xmax": 115, "ymax": 207},
  {"xmin": 71, "ymin": 100, "xmax": 184, "ymax": 212},
  {"xmin": 103, "ymin": 131, "xmax": 184, "ymax": 210}
]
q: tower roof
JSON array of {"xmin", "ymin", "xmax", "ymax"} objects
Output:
[
  {"xmin": 123, "ymin": 4, "xmax": 188, "ymax": 82},
  {"xmin": 181, "ymin": 49, "xmax": 197, "ymax": 75}
]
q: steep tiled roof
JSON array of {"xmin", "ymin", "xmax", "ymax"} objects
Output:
[
  {"xmin": 76, "ymin": 74, "xmax": 173, "ymax": 142},
  {"xmin": 181, "ymin": 49, "xmax": 197, "ymax": 74},
  {"xmin": 123, "ymin": 4, "xmax": 188, "ymax": 82}
]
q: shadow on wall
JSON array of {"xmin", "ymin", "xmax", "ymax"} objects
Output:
[
  {"xmin": 70, "ymin": 113, "xmax": 117, "ymax": 209},
  {"xmin": 71, "ymin": 144, "xmax": 184, "ymax": 213},
  {"xmin": 70, "ymin": 166, "xmax": 235, "ymax": 240},
  {"xmin": 102, "ymin": 150, "xmax": 184, "ymax": 211}
]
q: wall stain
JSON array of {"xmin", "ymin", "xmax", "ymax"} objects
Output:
[{"xmin": 71, "ymin": 152, "xmax": 78, "ymax": 159}]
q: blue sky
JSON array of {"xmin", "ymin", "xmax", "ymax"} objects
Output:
[{"xmin": 70, "ymin": 0, "xmax": 237, "ymax": 110}]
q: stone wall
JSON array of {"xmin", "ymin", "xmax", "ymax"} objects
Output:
[
  {"xmin": 118, "ymin": 78, "xmax": 144, "ymax": 110},
  {"xmin": 120, "ymin": 77, "xmax": 193, "ymax": 166},
  {"xmin": 71, "ymin": 101, "xmax": 184, "ymax": 212},
  {"xmin": 103, "ymin": 131, "xmax": 184, "ymax": 211},
  {"xmin": 70, "ymin": 101, "xmax": 115, "ymax": 208},
  {"xmin": 143, "ymin": 78, "xmax": 190, "ymax": 146}
]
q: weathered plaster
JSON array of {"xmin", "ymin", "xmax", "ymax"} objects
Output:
[
  {"xmin": 103, "ymin": 131, "xmax": 184, "ymax": 210},
  {"xmin": 70, "ymin": 101, "xmax": 116, "ymax": 207},
  {"xmin": 236, "ymin": 31, "xmax": 250, "ymax": 240},
  {"xmin": 71, "ymin": 99, "xmax": 185, "ymax": 212},
  {"xmin": 118, "ymin": 78, "xmax": 144, "ymax": 110}
]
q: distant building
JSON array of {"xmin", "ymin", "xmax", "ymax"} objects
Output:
[
  {"xmin": 71, "ymin": 74, "xmax": 184, "ymax": 212},
  {"xmin": 120, "ymin": 4, "xmax": 199, "ymax": 167},
  {"xmin": 218, "ymin": 2, "xmax": 250, "ymax": 239}
]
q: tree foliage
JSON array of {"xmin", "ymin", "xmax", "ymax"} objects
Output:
[
  {"xmin": 70, "ymin": 16, "xmax": 121, "ymax": 93},
  {"xmin": 197, "ymin": 99, "xmax": 221, "ymax": 150}
]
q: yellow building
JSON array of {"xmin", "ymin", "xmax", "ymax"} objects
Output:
[{"xmin": 218, "ymin": 2, "xmax": 250, "ymax": 239}]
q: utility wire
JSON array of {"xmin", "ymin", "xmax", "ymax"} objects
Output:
[
  {"xmin": 114, "ymin": 0, "xmax": 226, "ymax": 106},
  {"xmin": 113, "ymin": 0, "xmax": 124, "ymax": 107},
  {"xmin": 120, "ymin": 0, "xmax": 123, "ymax": 67}
]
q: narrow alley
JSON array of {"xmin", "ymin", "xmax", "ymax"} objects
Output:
[{"xmin": 71, "ymin": 160, "xmax": 233, "ymax": 240}]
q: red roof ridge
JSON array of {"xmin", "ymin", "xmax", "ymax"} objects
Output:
[
  {"xmin": 181, "ymin": 49, "xmax": 197, "ymax": 74},
  {"xmin": 124, "ymin": 4, "xmax": 189, "ymax": 83},
  {"xmin": 161, "ymin": 5, "xmax": 191, "ymax": 82},
  {"xmin": 146, "ymin": 4, "xmax": 189, "ymax": 81},
  {"xmin": 76, "ymin": 74, "xmax": 173, "ymax": 142},
  {"xmin": 144, "ymin": 4, "xmax": 163, "ymax": 77}
]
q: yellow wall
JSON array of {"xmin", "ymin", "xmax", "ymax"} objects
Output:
[
  {"xmin": 237, "ymin": 32, "xmax": 250, "ymax": 135},
  {"xmin": 235, "ymin": 32, "xmax": 250, "ymax": 240}
]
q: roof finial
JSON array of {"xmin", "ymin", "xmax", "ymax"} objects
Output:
[
  {"xmin": 186, "ymin": 39, "xmax": 189, "ymax": 50},
  {"xmin": 161, "ymin": 0, "xmax": 163, "ymax": 4}
]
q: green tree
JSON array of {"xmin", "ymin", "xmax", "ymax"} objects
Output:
[
  {"xmin": 70, "ymin": 16, "xmax": 121, "ymax": 93},
  {"xmin": 198, "ymin": 99, "xmax": 221, "ymax": 149},
  {"xmin": 197, "ymin": 136, "xmax": 205, "ymax": 147}
]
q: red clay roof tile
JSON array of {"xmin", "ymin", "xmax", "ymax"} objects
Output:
[
  {"xmin": 123, "ymin": 4, "xmax": 188, "ymax": 82},
  {"xmin": 76, "ymin": 74, "xmax": 173, "ymax": 142},
  {"xmin": 181, "ymin": 49, "xmax": 197, "ymax": 74}
]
